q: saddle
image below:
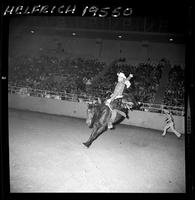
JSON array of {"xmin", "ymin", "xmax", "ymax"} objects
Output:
[{"xmin": 105, "ymin": 98, "xmax": 131, "ymax": 118}]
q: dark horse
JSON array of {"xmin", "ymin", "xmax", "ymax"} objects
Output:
[{"xmin": 83, "ymin": 96, "xmax": 142, "ymax": 148}]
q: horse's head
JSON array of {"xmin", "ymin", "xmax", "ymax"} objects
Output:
[
  {"xmin": 85, "ymin": 98, "xmax": 105, "ymax": 128},
  {"xmin": 85, "ymin": 101, "xmax": 98, "ymax": 128}
]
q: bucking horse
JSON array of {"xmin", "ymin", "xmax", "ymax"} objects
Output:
[{"xmin": 83, "ymin": 94, "xmax": 142, "ymax": 148}]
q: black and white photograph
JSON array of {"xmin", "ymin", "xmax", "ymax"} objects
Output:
[{"xmin": 1, "ymin": 0, "xmax": 194, "ymax": 196}]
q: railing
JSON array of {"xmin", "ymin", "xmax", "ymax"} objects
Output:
[
  {"xmin": 8, "ymin": 85, "xmax": 185, "ymax": 116},
  {"xmin": 140, "ymin": 102, "xmax": 184, "ymax": 116},
  {"xmin": 8, "ymin": 85, "xmax": 94, "ymax": 102}
]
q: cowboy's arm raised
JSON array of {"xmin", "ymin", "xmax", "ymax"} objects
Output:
[{"xmin": 126, "ymin": 73, "xmax": 133, "ymax": 81}]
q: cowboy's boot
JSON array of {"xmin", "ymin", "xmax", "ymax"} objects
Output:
[{"xmin": 107, "ymin": 121, "xmax": 113, "ymax": 129}]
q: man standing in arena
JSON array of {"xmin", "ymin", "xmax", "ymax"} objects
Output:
[
  {"xmin": 106, "ymin": 72, "xmax": 133, "ymax": 129},
  {"xmin": 162, "ymin": 109, "xmax": 181, "ymax": 138}
]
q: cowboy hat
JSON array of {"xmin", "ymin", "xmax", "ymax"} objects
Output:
[{"xmin": 117, "ymin": 72, "xmax": 126, "ymax": 79}]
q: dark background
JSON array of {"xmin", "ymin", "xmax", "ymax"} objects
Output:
[{"xmin": 0, "ymin": 0, "xmax": 194, "ymax": 199}]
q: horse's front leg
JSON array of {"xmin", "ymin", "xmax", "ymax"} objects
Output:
[
  {"xmin": 83, "ymin": 124, "xmax": 107, "ymax": 148},
  {"xmin": 83, "ymin": 125, "xmax": 98, "ymax": 148}
]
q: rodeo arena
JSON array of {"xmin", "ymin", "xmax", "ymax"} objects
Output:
[{"xmin": 8, "ymin": 16, "xmax": 186, "ymax": 193}]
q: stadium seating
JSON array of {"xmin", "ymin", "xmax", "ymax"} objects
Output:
[{"xmin": 8, "ymin": 55, "xmax": 184, "ymax": 108}]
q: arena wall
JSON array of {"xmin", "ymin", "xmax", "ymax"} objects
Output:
[{"xmin": 8, "ymin": 94, "xmax": 185, "ymax": 134}]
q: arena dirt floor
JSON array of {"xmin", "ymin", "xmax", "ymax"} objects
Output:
[{"xmin": 8, "ymin": 108, "xmax": 186, "ymax": 193}]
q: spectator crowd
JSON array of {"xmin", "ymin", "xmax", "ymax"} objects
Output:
[
  {"xmin": 163, "ymin": 65, "xmax": 184, "ymax": 107},
  {"xmin": 8, "ymin": 55, "xmax": 184, "ymax": 109}
]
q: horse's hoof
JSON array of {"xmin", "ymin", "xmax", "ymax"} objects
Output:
[{"xmin": 83, "ymin": 142, "xmax": 90, "ymax": 148}]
